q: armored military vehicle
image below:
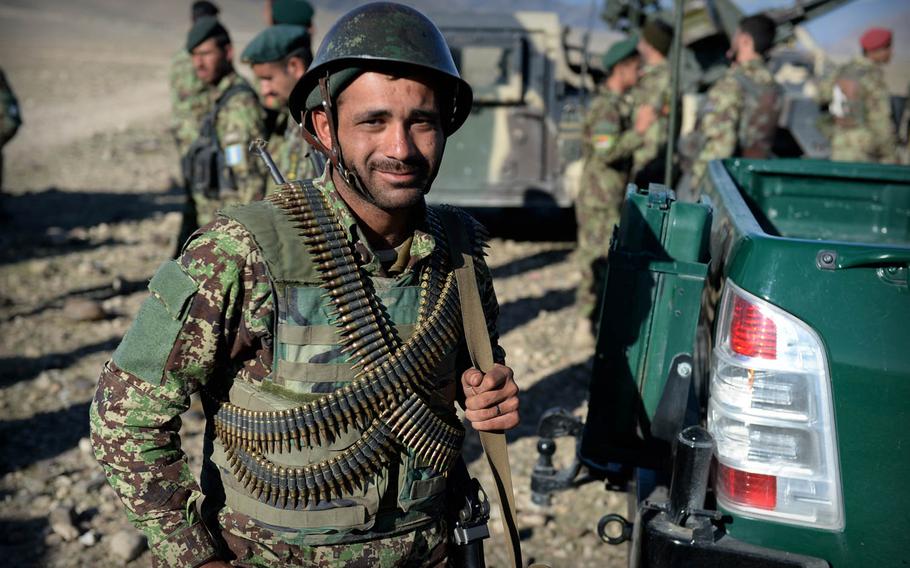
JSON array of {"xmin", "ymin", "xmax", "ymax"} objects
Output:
[{"xmin": 426, "ymin": 11, "xmax": 597, "ymax": 210}]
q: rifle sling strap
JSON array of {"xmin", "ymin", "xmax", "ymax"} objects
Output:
[{"xmin": 439, "ymin": 210, "xmax": 523, "ymax": 568}]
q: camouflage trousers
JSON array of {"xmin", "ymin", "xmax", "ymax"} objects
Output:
[
  {"xmin": 575, "ymin": 167, "xmax": 626, "ymax": 323},
  {"xmin": 830, "ymin": 127, "xmax": 897, "ymax": 164},
  {"xmin": 211, "ymin": 508, "xmax": 448, "ymax": 567}
]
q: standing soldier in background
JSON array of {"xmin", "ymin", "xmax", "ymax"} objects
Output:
[
  {"xmin": 687, "ymin": 15, "xmax": 781, "ymax": 191},
  {"xmin": 629, "ymin": 19, "xmax": 673, "ymax": 187},
  {"xmin": 0, "ymin": 68, "xmax": 22, "ymax": 194},
  {"xmin": 171, "ymin": 1, "xmax": 221, "ymax": 255},
  {"xmin": 257, "ymin": 0, "xmax": 316, "ymax": 166},
  {"xmin": 824, "ymin": 27, "xmax": 898, "ymax": 164},
  {"xmin": 178, "ymin": 17, "xmax": 267, "ymax": 248},
  {"xmin": 575, "ymin": 36, "xmax": 654, "ymax": 332},
  {"xmin": 170, "ymin": 1, "xmax": 220, "ymax": 157},
  {"xmin": 243, "ymin": 25, "xmax": 317, "ymax": 183}
]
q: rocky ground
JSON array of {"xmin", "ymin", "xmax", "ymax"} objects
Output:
[{"xmin": 0, "ymin": 2, "xmax": 629, "ymax": 566}]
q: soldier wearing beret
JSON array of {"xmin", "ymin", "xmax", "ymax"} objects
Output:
[
  {"xmin": 177, "ymin": 17, "xmax": 268, "ymax": 248},
  {"xmin": 91, "ymin": 3, "xmax": 519, "ymax": 567},
  {"xmin": 824, "ymin": 27, "xmax": 898, "ymax": 163},
  {"xmin": 242, "ymin": 25, "xmax": 318, "ymax": 184},
  {"xmin": 170, "ymin": 1, "xmax": 220, "ymax": 157},
  {"xmin": 575, "ymin": 36, "xmax": 653, "ymax": 331},
  {"xmin": 628, "ymin": 19, "xmax": 673, "ymax": 187}
]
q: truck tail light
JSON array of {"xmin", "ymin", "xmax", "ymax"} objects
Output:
[
  {"xmin": 708, "ymin": 283, "xmax": 844, "ymax": 530},
  {"xmin": 730, "ymin": 296, "xmax": 777, "ymax": 359},
  {"xmin": 716, "ymin": 462, "xmax": 776, "ymax": 510}
]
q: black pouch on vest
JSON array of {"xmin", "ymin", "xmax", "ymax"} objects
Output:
[{"xmin": 181, "ymin": 83, "xmax": 254, "ymax": 199}]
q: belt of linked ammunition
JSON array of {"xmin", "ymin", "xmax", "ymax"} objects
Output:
[
  {"xmin": 223, "ymin": 391, "xmax": 464, "ymax": 508},
  {"xmin": 212, "ymin": 181, "xmax": 470, "ymax": 509}
]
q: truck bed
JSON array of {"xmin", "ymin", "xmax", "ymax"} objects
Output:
[{"xmin": 723, "ymin": 159, "xmax": 910, "ymax": 246}]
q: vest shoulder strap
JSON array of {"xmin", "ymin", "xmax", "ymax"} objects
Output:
[
  {"xmin": 199, "ymin": 81, "xmax": 258, "ymax": 141},
  {"xmin": 220, "ymin": 183, "xmax": 318, "ymax": 284}
]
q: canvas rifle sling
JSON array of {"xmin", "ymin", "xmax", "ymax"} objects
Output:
[{"xmin": 440, "ymin": 210, "xmax": 523, "ymax": 568}]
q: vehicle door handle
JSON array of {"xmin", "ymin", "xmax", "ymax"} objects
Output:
[{"xmin": 817, "ymin": 250, "xmax": 910, "ymax": 270}]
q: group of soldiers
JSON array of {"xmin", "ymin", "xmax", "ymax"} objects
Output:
[
  {"xmin": 575, "ymin": 15, "xmax": 906, "ymax": 329},
  {"xmin": 169, "ymin": 0, "xmax": 318, "ymax": 252}
]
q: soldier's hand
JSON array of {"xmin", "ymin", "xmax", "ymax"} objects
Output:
[
  {"xmin": 461, "ymin": 364, "xmax": 520, "ymax": 431},
  {"xmin": 635, "ymin": 104, "xmax": 657, "ymax": 134}
]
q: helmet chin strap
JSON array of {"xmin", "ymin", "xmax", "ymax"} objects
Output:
[{"xmin": 299, "ymin": 74, "xmax": 376, "ymax": 204}]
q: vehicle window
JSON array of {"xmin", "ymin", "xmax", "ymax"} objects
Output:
[{"xmin": 449, "ymin": 36, "xmax": 524, "ymax": 104}]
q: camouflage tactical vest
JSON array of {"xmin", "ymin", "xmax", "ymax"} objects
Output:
[
  {"xmin": 202, "ymin": 180, "xmax": 477, "ymax": 545},
  {"xmin": 731, "ymin": 68, "xmax": 782, "ymax": 159}
]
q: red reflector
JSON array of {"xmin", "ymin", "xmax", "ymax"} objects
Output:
[
  {"xmin": 717, "ymin": 462, "xmax": 777, "ymax": 510},
  {"xmin": 730, "ymin": 295, "xmax": 777, "ymax": 359}
]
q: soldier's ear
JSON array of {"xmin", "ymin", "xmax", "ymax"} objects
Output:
[
  {"xmin": 287, "ymin": 56, "xmax": 306, "ymax": 79},
  {"xmin": 311, "ymin": 109, "xmax": 333, "ymax": 151},
  {"xmin": 224, "ymin": 43, "xmax": 235, "ymax": 62}
]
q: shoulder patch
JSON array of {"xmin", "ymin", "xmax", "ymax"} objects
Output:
[
  {"xmin": 225, "ymin": 143, "xmax": 245, "ymax": 167},
  {"xmin": 112, "ymin": 260, "xmax": 199, "ymax": 385}
]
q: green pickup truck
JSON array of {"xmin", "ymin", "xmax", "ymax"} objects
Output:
[{"xmin": 531, "ymin": 158, "xmax": 910, "ymax": 567}]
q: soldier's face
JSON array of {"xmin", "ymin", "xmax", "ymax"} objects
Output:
[
  {"xmin": 316, "ymin": 71, "xmax": 445, "ymax": 211},
  {"xmin": 252, "ymin": 60, "xmax": 305, "ymax": 110},
  {"xmin": 616, "ymin": 57, "xmax": 640, "ymax": 91},
  {"xmin": 192, "ymin": 38, "xmax": 232, "ymax": 85}
]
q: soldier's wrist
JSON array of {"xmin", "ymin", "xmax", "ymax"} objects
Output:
[{"xmin": 151, "ymin": 521, "xmax": 219, "ymax": 568}]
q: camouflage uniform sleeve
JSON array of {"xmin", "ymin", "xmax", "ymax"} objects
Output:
[
  {"xmin": 217, "ymin": 91, "xmax": 268, "ymax": 204},
  {"xmin": 90, "ymin": 217, "xmax": 273, "ymax": 567},
  {"xmin": 585, "ymin": 98, "xmax": 642, "ymax": 165},
  {"xmin": 691, "ymin": 74, "xmax": 742, "ymax": 187}
]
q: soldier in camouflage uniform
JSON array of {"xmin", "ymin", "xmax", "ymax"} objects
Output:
[
  {"xmin": 825, "ymin": 27, "xmax": 898, "ymax": 164},
  {"xmin": 629, "ymin": 19, "xmax": 673, "ymax": 187},
  {"xmin": 178, "ymin": 17, "xmax": 268, "ymax": 247},
  {"xmin": 0, "ymin": 67, "xmax": 22, "ymax": 193},
  {"xmin": 242, "ymin": 25, "xmax": 317, "ymax": 185},
  {"xmin": 91, "ymin": 4, "xmax": 519, "ymax": 567},
  {"xmin": 575, "ymin": 36, "xmax": 654, "ymax": 324},
  {"xmin": 170, "ymin": 1, "xmax": 220, "ymax": 157},
  {"xmin": 689, "ymin": 15, "xmax": 782, "ymax": 190}
]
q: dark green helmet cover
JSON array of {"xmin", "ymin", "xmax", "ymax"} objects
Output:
[{"xmin": 287, "ymin": 2, "xmax": 472, "ymax": 136}]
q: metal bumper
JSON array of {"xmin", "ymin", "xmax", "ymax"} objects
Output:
[{"xmin": 635, "ymin": 507, "xmax": 829, "ymax": 568}]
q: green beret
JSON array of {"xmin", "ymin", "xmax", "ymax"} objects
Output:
[
  {"xmin": 642, "ymin": 19, "xmax": 673, "ymax": 56},
  {"xmin": 272, "ymin": 0, "xmax": 314, "ymax": 27},
  {"xmin": 602, "ymin": 35, "xmax": 639, "ymax": 72},
  {"xmin": 242, "ymin": 25, "xmax": 311, "ymax": 64},
  {"xmin": 186, "ymin": 16, "xmax": 229, "ymax": 52}
]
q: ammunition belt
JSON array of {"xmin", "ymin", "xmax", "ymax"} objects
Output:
[
  {"xmin": 213, "ymin": 182, "xmax": 474, "ymax": 509},
  {"xmin": 224, "ymin": 391, "xmax": 464, "ymax": 508}
]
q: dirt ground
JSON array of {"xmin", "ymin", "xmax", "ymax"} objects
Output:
[{"xmin": 0, "ymin": 2, "xmax": 627, "ymax": 567}]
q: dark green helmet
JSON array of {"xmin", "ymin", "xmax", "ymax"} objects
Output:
[{"xmin": 287, "ymin": 2, "xmax": 472, "ymax": 136}]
